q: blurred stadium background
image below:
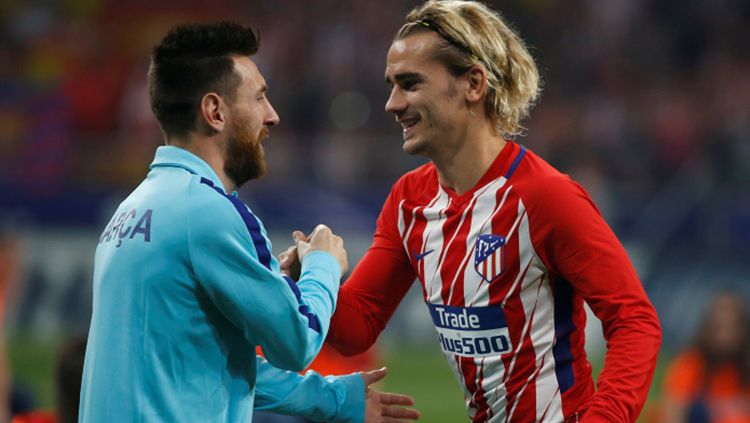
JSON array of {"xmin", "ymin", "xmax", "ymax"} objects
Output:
[{"xmin": 1, "ymin": 0, "xmax": 749, "ymax": 421}]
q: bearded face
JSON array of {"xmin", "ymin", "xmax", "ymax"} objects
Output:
[{"xmin": 223, "ymin": 115, "xmax": 267, "ymax": 188}]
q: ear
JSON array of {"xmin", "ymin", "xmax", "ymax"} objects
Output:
[
  {"xmin": 199, "ymin": 93, "xmax": 226, "ymax": 132},
  {"xmin": 465, "ymin": 65, "xmax": 488, "ymax": 104}
]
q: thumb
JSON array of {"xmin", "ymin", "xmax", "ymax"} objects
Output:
[
  {"xmin": 296, "ymin": 240, "xmax": 311, "ymax": 255},
  {"xmin": 361, "ymin": 367, "xmax": 388, "ymax": 388},
  {"xmin": 278, "ymin": 250, "xmax": 294, "ymax": 266},
  {"xmin": 292, "ymin": 230, "xmax": 308, "ymax": 242}
]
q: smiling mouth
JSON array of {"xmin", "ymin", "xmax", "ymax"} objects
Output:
[{"xmin": 399, "ymin": 116, "xmax": 420, "ymax": 131}]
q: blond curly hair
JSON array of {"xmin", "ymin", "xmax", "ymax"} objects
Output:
[{"xmin": 395, "ymin": 0, "xmax": 540, "ymax": 138}]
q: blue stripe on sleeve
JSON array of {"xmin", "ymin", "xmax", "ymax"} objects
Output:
[
  {"xmin": 505, "ymin": 145, "xmax": 526, "ymax": 179},
  {"xmin": 199, "ymin": 177, "xmax": 321, "ymax": 333},
  {"xmin": 200, "ymin": 178, "xmax": 272, "ymax": 268},
  {"xmin": 283, "ymin": 276, "xmax": 322, "ymax": 333},
  {"xmin": 552, "ymin": 276, "xmax": 576, "ymax": 392}
]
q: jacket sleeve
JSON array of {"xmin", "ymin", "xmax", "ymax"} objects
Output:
[
  {"xmin": 522, "ymin": 175, "xmax": 662, "ymax": 423},
  {"xmin": 254, "ymin": 356, "xmax": 365, "ymax": 422},
  {"xmin": 327, "ymin": 187, "xmax": 416, "ymax": 356},
  {"xmin": 187, "ymin": 184, "xmax": 342, "ymax": 371}
]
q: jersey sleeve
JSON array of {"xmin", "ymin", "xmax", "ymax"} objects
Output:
[
  {"xmin": 254, "ymin": 356, "xmax": 365, "ymax": 422},
  {"xmin": 327, "ymin": 185, "xmax": 416, "ymax": 356},
  {"xmin": 187, "ymin": 184, "xmax": 342, "ymax": 372},
  {"xmin": 522, "ymin": 175, "xmax": 662, "ymax": 423}
]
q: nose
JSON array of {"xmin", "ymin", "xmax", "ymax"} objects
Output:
[
  {"xmin": 385, "ymin": 86, "xmax": 406, "ymax": 115},
  {"xmin": 265, "ymin": 101, "xmax": 280, "ymax": 126}
]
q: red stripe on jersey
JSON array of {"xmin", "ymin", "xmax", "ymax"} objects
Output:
[
  {"xmin": 504, "ymin": 279, "xmax": 547, "ymax": 421},
  {"xmin": 497, "ymin": 233, "xmax": 536, "ymax": 418},
  {"xmin": 437, "ymin": 201, "xmax": 473, "ymax": 305},
  {"xmin": 403, "ymin": 201, "xmax": 437, "ymax": 299},
  {"xmin": 472, "ymin": 359, "xmax": 491, "ymax": 422},
  {"xmin": 488, "ymin": 192, "xmax": 523, "ymax": 305},
  {"xmin": 455, "ymin": 355, "xmax": 488, "ymax": 423}
]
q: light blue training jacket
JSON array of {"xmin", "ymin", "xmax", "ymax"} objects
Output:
[{"xmin": 79, "ymin": 146, "xmax": 364, "ymax": 422}]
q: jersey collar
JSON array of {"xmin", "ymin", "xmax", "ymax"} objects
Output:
[
  {"xmin": 440, "ymin": 141, "xmax": 522, "ymax": 202},
  {"xmin": 149, "ymin": 146, "xmax": 228, "ymax": 193}
]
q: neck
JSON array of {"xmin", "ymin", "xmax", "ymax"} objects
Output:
[
  {"xmin": 431, "ymin": 122, "xmax": 506, "ymax": 195},
  {"xmin": 167, "ymin": 134, "xmax": 236, "ymax": 193}
]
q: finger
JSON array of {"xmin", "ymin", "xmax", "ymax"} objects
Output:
[
  {"xmin": 380, "ymin": 393, "xmax": 415, "ymax": 406},
  {"xmin": 296, "ymin": 241, "xmax": 310, "ymax": 255},
  {"xmin": 311, "ymin": 224, "xmax": 331, "ymax": 237},
  {"xmin": 279, "ymin": 246, "xmax": 297, "ymax": 261},
  {"xmin": 382, "ymin": 406, "xmax": 421, "ymax": 420},
  {"xmin": 295, "ymin": 237, "xmax": 310, "ymax": 248},
  {"xmin": 361, "ymin": 367, "xmax": 387, "ymax": 386},
  {"xmin": 292, "ymin": 230, "xmax": 308, "ymax": 242},
  {"xmin": 278, "ymin": 249, "xmax": 293, "ymax": 263}
]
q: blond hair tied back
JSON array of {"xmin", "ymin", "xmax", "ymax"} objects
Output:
[{"xmin": 396, "ymin": 0, "xmax": 541, "ymax": 138}]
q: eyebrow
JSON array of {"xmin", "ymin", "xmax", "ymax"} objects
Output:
[
  {"xmin": 257, "ymin": 85, "xmax": 268, "ymax": 95},
  {"xmin": 385, "ymin": 72, "xmax": 424, "ymax": 85}
]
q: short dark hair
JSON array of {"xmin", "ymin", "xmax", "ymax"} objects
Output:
[{"xmin": 148, "ymin": 21, "xmax": 259, "ymax": 138}]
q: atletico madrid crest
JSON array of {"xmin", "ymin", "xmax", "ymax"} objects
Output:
[{"xmin": 474, "ymin": 234, "xmax": 506, "ymax": 283}]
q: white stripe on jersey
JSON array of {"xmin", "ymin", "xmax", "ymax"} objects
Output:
[
  {"xmin": 504, "ymin": 200, "xmax": 563, "ymax": 422},
  {"xmin": 417, "ymin": 189, "xmax": 451, "ymax": 303},
  {"xmin": 486, "ymin": 200, "xmax": 535, "ymax": 420},
  {"xmin": 464, "ymin": 181, "xmax": 512, "ymax": 306},
  {"xmin": 399, "ymin": 191, "xmax": 439, "ymax": 252},
  {"xmin": 448, "ymin": 355, "xmax": 477, "ymax": 420},
  {"xmin": 455, "ymin": 177, "xmax": 511, "ymax": 420},
  {"xmin": 440, "ymin": 195, "xmax": 476, "ymax": 303},
  {"xmin": 397, "ymin": 199, "xmax": 408, "ymax": 242},
  {"xmin": 499, "ymin": 206, "xmax": 530, "ymax": 308}
]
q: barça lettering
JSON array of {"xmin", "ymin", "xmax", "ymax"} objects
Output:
[{"xmin": 99, "ymin": 208, "xmax": 153, "ymax": 247}]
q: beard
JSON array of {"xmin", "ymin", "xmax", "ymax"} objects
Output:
[{"xmin": 224, "ymin": 116, "xmax": 266, "ymax": 188}]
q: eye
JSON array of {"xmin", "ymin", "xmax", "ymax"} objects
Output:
[{"xmin": 401, "ymin": 80, "xmax": 418, "ymax": 91}]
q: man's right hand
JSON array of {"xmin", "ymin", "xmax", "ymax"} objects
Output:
[{"xmin": 294, "ymin": 224, "xmax": 349, "ymax": 275}]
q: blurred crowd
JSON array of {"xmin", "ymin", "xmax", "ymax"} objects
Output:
[
  {"xmin": 1, "ymin": 0, "xmax": 748, "ymax": 241},
  {"xmin": 2, "ymin": 0, "xmax": 750, "ymax": 373},
  {"xmin": 650, "ymin": 294, "xmax": 750, "ymax": 423},
  {"xmin": 1, "ymin": 0, "xmax": 750, "ymax": 420}
]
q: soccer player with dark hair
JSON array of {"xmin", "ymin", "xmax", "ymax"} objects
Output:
[
  {"xmin": 79, "ymin": 21, "xmax": 418, "ymax": 423},
  {"xmin": 282, "ymin": 1, "xmax": 662, "ymax": 421}
]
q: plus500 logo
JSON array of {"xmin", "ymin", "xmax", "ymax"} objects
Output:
[
  {"xmin": 436, "ymin": 328, "xmax": 511, "ymax": 357},
  {"xmin": 429, "ymin": 304, "xmax": 513, "ymax": 358}
]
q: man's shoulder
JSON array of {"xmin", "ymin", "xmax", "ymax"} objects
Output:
[
  {"xmin": 136, "ymin": 169, "xmax": 237, "ymax": 216},
  {"xmin": 510, "ymin": 147, "xmax": 579, "ymax": 203},
  {"xmin": 391, "ymin": 161, "xmax": 438, "ymax": 197},
  {"xmin": 130, "ymin": 168, "xmax": 249, "ymax": 235},
  {"xmin": 184, "ymin": 178, "xmax": 251, "ymax": 233}
]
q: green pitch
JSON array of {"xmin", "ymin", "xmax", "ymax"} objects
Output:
[{"xmin": 7, "ymin": 338, "xmax": 665, "ymax": 421}]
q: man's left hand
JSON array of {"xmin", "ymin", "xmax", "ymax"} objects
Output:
[
  {"xmin": 362, "ymin": 367, "xmax": 420, "ymax": 422},
  {"xmin": 278, "ymin": 231, "xmax": 307, "ymax": 280}
]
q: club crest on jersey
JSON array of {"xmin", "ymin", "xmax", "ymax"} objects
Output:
[{"xmin": 474, "ymin": 234, "xmax": 506, "ymax": 283}]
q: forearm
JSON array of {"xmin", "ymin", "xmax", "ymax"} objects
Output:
[
  {"xmin": 327, "ymin": 246, "xmax": 414, "ymax": 355},
  {"xmin": 582, "ymin": 306, "xmax": 662, "ymax": 422},
  {"xmin": 254, "ymin": 356, "xmax": 365, "ymax": 422},
  {"xmin": 328, "ymin": 288, "xmax": 386, "ymax": 355},
  {"xmin": 278, "ymin": 251, "xmax": 342, "ymax": 365}
]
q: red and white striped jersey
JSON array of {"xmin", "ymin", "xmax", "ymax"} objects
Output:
[{"xmin": 329, "ymin": 141, "xmax": 661, "ymax": 422}]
